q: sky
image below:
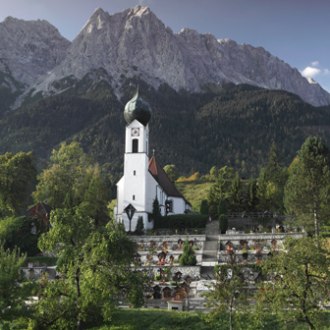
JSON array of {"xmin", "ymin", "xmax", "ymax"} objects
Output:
[{"xmin": 0, "ymin": 0, "xmax": 329, "ymax": 91}]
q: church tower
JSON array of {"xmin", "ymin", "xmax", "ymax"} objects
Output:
[{"xmin": 115, "ymin": 90, "xmax": 152, "ymax": 231}]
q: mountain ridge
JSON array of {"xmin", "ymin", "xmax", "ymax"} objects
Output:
[
  {"xmin": 1, "ymin": 6, "xmax": 330, "ymax": 107},
  {"xmin": 24, "ymin": 5, "xmax": 330, "ymax": 107}
]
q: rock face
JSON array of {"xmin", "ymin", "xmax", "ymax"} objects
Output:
[
  {"xmin": 0, "ymin": 17, "xmax": 70, "ymax": 88},
  {"xmin": 3, "ymin": 7, "xmax": 330, "ymax": 106}
]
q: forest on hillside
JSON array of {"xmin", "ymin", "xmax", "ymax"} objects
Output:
[{"xmin": 0, "ymin": 81, "xmax": 330, "ymax": 178}]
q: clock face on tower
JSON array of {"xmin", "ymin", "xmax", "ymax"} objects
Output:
[{"xmin": 131, "ymin": 128, "xmax": 140, "ymax": 137}]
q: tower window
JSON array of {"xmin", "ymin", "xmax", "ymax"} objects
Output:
[
  {"xmin": 133, "ymin": 170, "xmax": 136, "ymax": 176},
  {"xmin": 132, "ymin": 139, "xmax": 139, "ymax": 153},
  {"xmin": 133, "ymin": 195, "xmax": 136, "ymax": 200}
]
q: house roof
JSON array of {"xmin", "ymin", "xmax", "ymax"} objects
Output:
[
  {"xmin": 27, "ymin": 202, "xmax": 51, "ymax": 218},
  {"xmin": 148, "ymin": 156, "xmax": 191, "ymax": 205}
]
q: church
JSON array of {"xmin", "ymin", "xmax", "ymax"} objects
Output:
[{"xmin": 114, "ymin": 91, "xmax": 191, "ymax": 232}]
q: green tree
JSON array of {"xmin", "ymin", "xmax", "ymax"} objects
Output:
[
  {"xmin": 205, "ymin": 264, "xmax": 249, "ymax": 330},
  {"xmin": 34, "ymin": 142, "xmax": 109, "ymax": 225},
  {"xmin": 135, "ymin": 216, "xmax": 144, "ymax": 235},
  {"xmin": 208, "ymin": 166, "xmax": 247, "ymax": 216},
  {"xmin": 200, "ymin": 199, "xmax": 209, "ymax": 215},
  {"xmin": 0, "ymin": 151, "xmax": 36, "ymax": 215},
  {"xmin": 218, "ymin": 199, "xmax": 228, "ymax": 234},
  {"xmin": 208, "ymin": 166, "xmax": 235, "ymax": 218},
  {"xmin": 152, "ymin": 198, "xmax": 161, "ymax": 222},
  {"xmin": 209, "ymin": 166, "xmax": 218, "ymax": 181},
  {"xmin": 179, "ymin": 240, "xmax": 197, "ymax": 266},
  {"xmin": 284, "ymin": 136, "xmax": 330, "ymax": 236},
  {"xmin": 0, "ymin": 242, "xmax": 27, "ymax": 325},
  {"xmin": 163, "ymin": 164, "xmax": 178, "ymax": 182},
  {"xmin": 230, "ymin": 171, "xmax": 243, "ymax": 211},
  {"xmin": 257, "ymin": 143, "xmax": 287, "ymax": 213},
  {"xmin": 258, "ymin": 237, "xmax": 330, "ymax": 330},
  {"xmin": 247, "ymin": 178, "xmax": 258, "ymax": 211},
  {"xmin": 36, "ymin": 209, "xmax": 138, "ymax": 329}
]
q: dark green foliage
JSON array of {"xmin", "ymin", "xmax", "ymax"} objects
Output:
[
  {"xmin": 0, "ymin": 216, "xmax": 39, "ymax": 256},
  {"xmin": 1, "ymin": 82, "xmax": 330, "ymax": 178},
  {"xmin": 135, "ymin": 216, "xmax": 144, "ymax": 235},
  {"xmin": 105, "ymin": 309, "xmax": 214, "ymax": 330},
  {"xmin": 154, "ymin": 214, "xmax": 207, "ymax": 229},
  {"xmin": 219, "ymin": 214, "xmax": 228, "ymax": 234},
  {"xmin": 199, "ymin": 199, "xmax": 209, "ymax": 215},
  {"xmin": 179, "ymin": 240, "xmax": 197, "ymax": 266},
  {"xmin": 152, "ymin": 198, "xmax": 161, "ymax": 222},
  {"xmin": 257, "ymin": 143, "xmax": 288, "ymax": 213},
  {"xmin": 0, "ymin": 151, "xmax": 37, "ymax": 215},
  {"xmin": 218, "ymin": 199, "xmax": 229, "ymax": 235},
  {"xmin": 0, "ymin": 242, "xmax": 27, "ymax": 325},
  {"xmin": 247, "ymin": 178, "xmax": 259, "ymax": 211},
  {"xmin": 127, "ymin": 272, "xmax": 146, "ymax": 308}
]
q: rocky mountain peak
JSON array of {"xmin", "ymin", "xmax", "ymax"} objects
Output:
[
  {"xmin": 0, "ymin": 17, "xmax": 70, "ymax": 87},
  {"xmin": 17, "ymin": 7, "xmax": 330, "ymax": 106},
  {"xmin": 129, "ymin": 5, "xmax": 151, "ymax": 17},
  {"xmin": 82, "ymin": 8, "xmax": 110, "ymax": 33}
]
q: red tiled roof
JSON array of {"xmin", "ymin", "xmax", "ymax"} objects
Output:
[{"xmin": 148, "ymin": 156, "xmax": 191, "ymax": 205}]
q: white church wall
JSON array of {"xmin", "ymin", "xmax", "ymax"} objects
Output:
[
  {"xmin": 169, "ymin": 197, "xmax": 187, "ymax": 214},
  {"xmin": 122, "ymin": 212, "xmax": 153, "ymax": 232},
  {"xmin": 123, "ymin": 153, "xmax": 149, "ymax": 212},
  {"xmin": 115, "ymin": 177, "xmax": 124, "ymax": 219}
]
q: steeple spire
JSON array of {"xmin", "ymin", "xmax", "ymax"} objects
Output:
[{"xmin": 124, "ymin": 89, "xmax": 151, "ymax": 126}]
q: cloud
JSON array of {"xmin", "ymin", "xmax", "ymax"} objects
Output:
[
  {"xmin": 301, "ymin": 66, "xmax": 321, "ymax": 79},
  {"xmin": 301, "ymin": 61, "xmax": 330, "ymax": 80}
]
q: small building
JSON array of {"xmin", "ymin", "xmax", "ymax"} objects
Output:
[{"xmin": 115, "ymin": 90, "xmax": 191, "ymax": 232}]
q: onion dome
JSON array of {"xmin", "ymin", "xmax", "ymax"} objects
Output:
[{"xmin": 124, "ymin": 90, "xmax": 151, "ymax": 126}]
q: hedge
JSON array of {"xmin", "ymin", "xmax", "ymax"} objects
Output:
[{"xmin": 154, "ymin": 214, "xmax": 207, "ymax": 229}]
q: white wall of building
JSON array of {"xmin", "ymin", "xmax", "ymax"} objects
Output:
[{"xmin": 116, "ymin": 117, "xmax": 191, "ymax": 231}]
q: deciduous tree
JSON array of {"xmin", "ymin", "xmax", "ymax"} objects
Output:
[
  {"xmin": 0, "ymin": 151, "xmax": 36, "ymax": 215},
  {"xmin": 284, "ymin": 136, "xmax": 330, "ymax": 236},
  {"xmin": 34, "ymin": 142, "xmax": 109, "ymax": 225},
  {"xmin": 0, "ymin": 242, "xmax": 27, "ymax": 325},
  {"xmin": 258, "ymin": 237, "xmax": 330, "ymax": 330}
]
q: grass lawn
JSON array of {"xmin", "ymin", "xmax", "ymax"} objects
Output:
[
  {"xmin": 176, "ymin": 181, "xmax": 212, "ymax": 212},
  {"xmin": 93, "ymin": 309, "xmax": 212, "ymax": 330},
  {"xmin": 92, "ymin": 309, "xmax": 330, "ymax": 330}
]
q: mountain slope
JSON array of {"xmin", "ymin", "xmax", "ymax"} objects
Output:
[
  {"xmin": 0, "ymin": 17, "xmax": 70, "ymax": 94},
  {"xmin": 29, "ymin": 6, "xmax": 330, "ymax": 106},
  {"xmin": 1, "ymin": 81, "xmax": 330, "ymax": 176}
]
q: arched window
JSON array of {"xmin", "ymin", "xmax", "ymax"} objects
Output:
[{"xmin": 132, "ymin": 139, "xmax": 139, "ymax": 153}]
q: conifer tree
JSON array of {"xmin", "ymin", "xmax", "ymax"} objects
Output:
[{"xmin": 257, "ymin": 142, "xmax": 287, "ymax": 213}]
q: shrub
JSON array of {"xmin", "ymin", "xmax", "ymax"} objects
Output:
[
  {"xmin": 200, "ymin": 200, "xmax": 209, "ymax": 215},
  {"xmin": 176, "ymin": 172, "xmax": 200, "ymax": 183},
  {"xmin": 179, "ymin": 240, "xmax": 197, "ymax": 266},
  {"xmin": 219, "ymin": 214, "xmax": 228, "ymax": 234},
  {"xmin": 135, "ymin": 217, "xmax": 144, "ymax": 235}
]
